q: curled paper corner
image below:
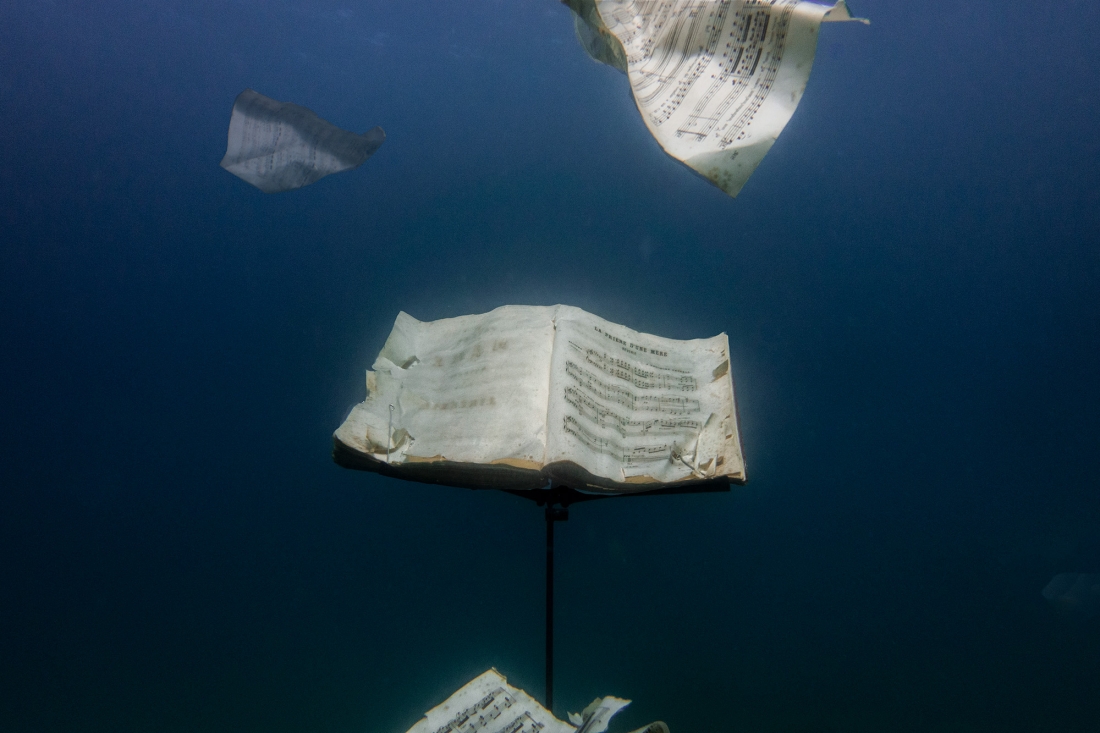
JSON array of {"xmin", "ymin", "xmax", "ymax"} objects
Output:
[
  {"xmin": 570, "ymin": 696, "xmax": 631, "ymax": 733},
  {"xmin": 822, "ymin": 0, "xmax": 871, "ymax": 24}
]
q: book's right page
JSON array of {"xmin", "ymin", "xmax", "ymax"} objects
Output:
[{"xmin": 545, "ymin": 307, "xmax": 745, "ymax": 490}]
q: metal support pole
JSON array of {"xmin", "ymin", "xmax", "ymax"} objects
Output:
[
  {"xmin": 491, "ymin": 480, "xmax": 727, "ymax": 714},
  {"xmin": 543, "ymin": 491, "xmax": 568, "ymax": 712},
  {"xmin": 545, "ymin": 503, "xmax": 555, "ymax": 712}
]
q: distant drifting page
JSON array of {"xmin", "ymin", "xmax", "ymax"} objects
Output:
[
  {"xmin": 565, "ymin": 0, "xmax": 868, "ymax": 197},
  {"xmin": 219, "ymin": 89, "xmax": 384, "ymax": 193},
  {"xmin": 333, "ymin": 305, "xmax": 746, "ymax": 492}
]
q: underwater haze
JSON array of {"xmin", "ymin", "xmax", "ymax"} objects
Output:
[{"xmin": 2, "ymin": 1, "xmax": 1100, "ymax": 732}]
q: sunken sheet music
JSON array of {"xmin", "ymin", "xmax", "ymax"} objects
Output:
[
  {"xmin": 403, "ymin": 670, "xmax": 574, "ymax": 733},
  {"xmin": 545, "ymin": 310, "xmax": 741, "ymax": 486},
  {"xmin": 566, "ymin": 0, "xmax": 868, "ymax": 197},
  {"xmin": 333, "ymin": 305, "xmax": 745, "ymax": 492},
  {"xmin": 402, "ymin": 669, "xmax": 646, "ymax": 733}
]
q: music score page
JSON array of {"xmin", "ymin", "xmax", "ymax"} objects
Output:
[
  {"xmin": 334, "ymin": 305, "xmax": 745, "ymax": 491},
  {"xmin": 568, "ymin": 0, "xmax": 868, "ymax": 196},
  {"xmin": 546, "ymin": 308, "xmax": 744, "ymax": 485}
]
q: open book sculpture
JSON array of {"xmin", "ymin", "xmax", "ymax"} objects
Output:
[
  {"xmin": 219, "ymin": 89, "xmax": 385, "ymax": 193},
  {"xmin": 564, "ymin": 0, "xmax": 868, "ymax": 197},
  {"xmin": 404, "ymin": 669, "xmax": 667, "ymax": 733},
  {"xmin": 334, "ymin": 305, "xmax": 746, "ymax": 492}
]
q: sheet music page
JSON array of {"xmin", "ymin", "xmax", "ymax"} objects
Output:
[
  {"xmin": 403, "ymin": 669, "xmax": 575, "ymax": 733},
  {"xmin": 219, "ymin": 89, "xmax": 384, "ymax": 193},
  {"xmin": 577, "ymin": 0, "xmax": 866, "ymax": 196},
  {"xmin": 544, "ymin": 306, "xmax": 745, "ymax": 488},
  {"xmin": 335, "ymin": 306, "xmax": 557, "ymax": 468}
]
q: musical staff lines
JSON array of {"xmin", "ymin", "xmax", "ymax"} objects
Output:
[
  {"xmin": 608, "ymin": 0, "xmax": 801, "ymax": 146},
  {"xmin": 565, "ymin": 361, "xmax": 702, "ymax": 414},
  {"xmin": 431, "ymin": 687, "xmax": 537, "ymax": 733},
  {"xmin": 565, "ymin": 387, "xmax": 702, "ymax": 438},
  {"xmin": 560, "ymin": 339, "xmax": 705, "ymax": 467},
  {"xmin": 564, "ymin": 416, "xmax": 673, "ymax": 466},
  {"xmin": 572, "ymin": 342, "xmax": 697, "ymax": 391}
]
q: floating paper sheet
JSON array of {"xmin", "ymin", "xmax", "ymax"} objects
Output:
[
  {"xmin": 1042, "ymin": 573, "xmax": 1100, "ymax": 617},
  {"xmin": 403, "ymin": 669, "xmax": 665, "ymax": 733},
  {"xmin": 333, "ymin": 305, "xmax": 746, "ymax": 493},
  {"xmin": 219, "ymin": 89, "xmax": 384, "ymax": 193},
  {"xmin": 565, "ymin": 0, "xmax": 868, "ymax": 197}
]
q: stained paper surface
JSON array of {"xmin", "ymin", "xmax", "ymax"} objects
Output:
[
  {"xmin": 334, "ymin": 305, "xmax": 745, "ymax": 492},
  {"xmin": 567, "ymin": 0, "xmax": 867, "ymax": 196},
  {"xmin": 403, "ymin": 670, "xmax": 642, "ymax": 733}
]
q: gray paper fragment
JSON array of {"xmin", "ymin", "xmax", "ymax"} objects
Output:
[
  {"xmin": 1042, "ymin": 573, "xmax": 1100, "ymax": 616},
  {"xmin": 563, "ymin": 0, "xmax": 627, "ymax": 72},
  {"xmin": 219, "ymin": 89, "xmax": 384, "ymax": 193}
]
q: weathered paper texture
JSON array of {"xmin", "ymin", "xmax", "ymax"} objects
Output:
[
  {"xmin": 568, "ymin": 696, "xmax": 631, "ymax": 733},
  {"xmin": 545, "ymin": 309, "xmax": 743, "ymax": 486},
  {"xmin": 219, "ymin": 89, "xmax": 384, "ymax": 193},
  {"xmin": 404, "ymin": 670, "xmax": 573, "ymax": 733},
  {"xmin": 403, "ymin": 669, "xmax": 642, "ymax": 733},
  {"xmin": 566, "ymin": 0, "xmax": 868, "ymax": 197},
  {"xmin": 335, "ymin": 307, "xmax": 558, "ymax": 477},
  {"xmin": 333, "ymin": 305, "xmax": 745, "ymax": 492}
]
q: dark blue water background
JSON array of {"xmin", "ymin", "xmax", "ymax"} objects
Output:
[{"xmin": 2, "ymin": 1, "xmax": 1099, "ymax": 731}]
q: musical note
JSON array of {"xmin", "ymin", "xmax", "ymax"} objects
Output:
[
  {"xmin": 566, "ymin": 0, "xmax": 867, "ymax": 196},
  {"xmin": 563, "ymin": 416, "xmax": 673, "ymax": 465},
  {"xmin": 433, "ymin": 688, "xmax": 519, "ymax": 733},
  {"xmin": 571, "ymin": 343, "xmax": 698, "ymax": 391},
  {"xmin": 565, "ymin": 361, "xmax": 702, "ymax": 414},
  {"xmin": 564, "ymin": 387, "xmax": 702, "ymax": 438}
]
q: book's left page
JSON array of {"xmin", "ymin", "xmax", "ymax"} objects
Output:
[{"xmin": 334, "ymin": 306, "xmax": 557, "ymax": 480}]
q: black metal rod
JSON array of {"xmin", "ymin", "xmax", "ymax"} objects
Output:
[
  {"xmin": 528, "ymin": 482, "xmax": 726, "ymax": 714},
  {"xmin": 545, "ymin": 504, "xmax": 555, "ymax": 712}
]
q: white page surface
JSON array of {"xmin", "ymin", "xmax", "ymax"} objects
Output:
[
  {"xmin": 544, "ymin": 307, "xmax": 745, "ymax": 487},
  {"xmin": 574, "ymin": 0, "xmax": 867, "ymax": 196},
  {"xmin": 403, "ymin": 669, "xmax": 574, "ymax": 733},
  {"xmin": 335, "ymin": 306, "xmax": 557, "ymax": 468}
]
